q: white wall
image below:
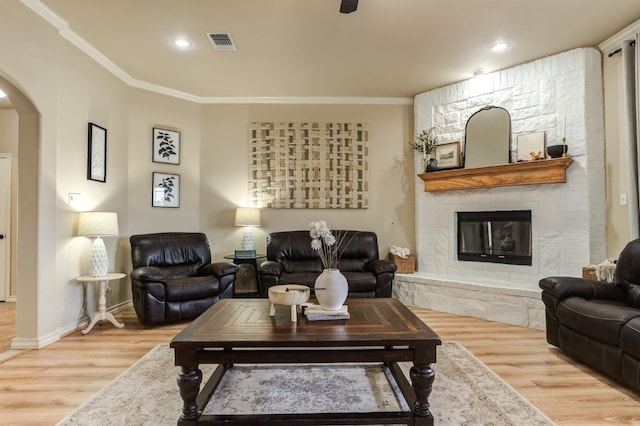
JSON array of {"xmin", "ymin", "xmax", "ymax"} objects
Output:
[
  {"xmin": 0, "ymin": 1, "xmax": 416, "ymax": 349},
  {"xmin": 200, "ymin": 104, "xmax": 415, "ymax": 261}
]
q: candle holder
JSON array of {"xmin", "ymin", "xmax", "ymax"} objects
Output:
[{"xmin": 562, "ymin": 137, "xmax": 567, "ymax": 158}]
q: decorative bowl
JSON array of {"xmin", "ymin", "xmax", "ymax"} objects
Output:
[
  {"xmin": 268, "ymin": 284, "xmax": 310, "ymax": 306},
  {"xmin": 547, "ymin": 144, "xmax": 568, "ymax": 158}
]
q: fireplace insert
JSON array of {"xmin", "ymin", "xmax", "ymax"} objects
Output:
[{"xmin": 457, "ymin": 210, "xmax": 532, "ymax": 265}]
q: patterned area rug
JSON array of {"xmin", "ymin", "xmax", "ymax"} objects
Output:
[{"xmin": 57, "ymin": 342, "xmax": 555, "ymax": 425}]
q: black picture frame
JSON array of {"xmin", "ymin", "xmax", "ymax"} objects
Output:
[
  {"xmin": 152, "ymin": 172, "xmax": 180, "ymax": 208},
  {"xmin": 87, "ymin": 123, "xmax": 107, "ymax": 182},
  {"xmin": 152, "ymin": 127, "xmax": 180, "ymax": 165}
]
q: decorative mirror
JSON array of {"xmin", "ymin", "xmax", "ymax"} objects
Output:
[{"xmin": 463, "ymin": 106, "xmax": 511, "ymax": 168}]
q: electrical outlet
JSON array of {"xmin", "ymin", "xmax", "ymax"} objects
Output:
[{"xmin": 620, "ymin": 193, "xmax": 628, "ymax": 206}]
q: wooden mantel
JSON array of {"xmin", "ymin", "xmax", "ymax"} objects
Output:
[{"xmin": 418, "ymin": 157, "xmax": 573, "ymax": 192}]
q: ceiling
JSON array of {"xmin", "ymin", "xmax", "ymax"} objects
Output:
[{"xmin": 11, "ymin": 1, "xmax": 640, "ymax": 103}]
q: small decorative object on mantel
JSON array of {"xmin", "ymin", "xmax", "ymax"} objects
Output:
[
  {"xmin": 410, "ymin": 127, "xmax": 439, "ymax": 172},
  {"xmin": 547, "ymin": 144, "xmax": 568, "ymax": 158},
  {"xmin": 547, "ymin": 116, "xmax": 569, "ymax": 158},
  {"xmin": 309, "ymin": 220, "xmax": 352, "ymax": 311},
  {"xmin": 516, "ymin": 131, "xmax": 546, "ymax": 162}
]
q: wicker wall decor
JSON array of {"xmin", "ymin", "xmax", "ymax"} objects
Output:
[{"xmin": 248, "ymin": 122, "xmax": 369, "ymax": 209}]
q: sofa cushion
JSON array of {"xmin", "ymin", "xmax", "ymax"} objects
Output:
[
  {"xmin": 621, "ymin": 317, "xmax": 640, "ymax": 359},
  {"xmin": 278, "ymin": 272, "xmax": 320, "ymax": 287},
  {"xmin": 165, "ymin": 275, "xmax": 220, "ymax": 301},
  {"xmin": 625, "ymin": 283, "xmax": 640, "ymax": 308},
  {"xmin": 341, "ymin": 271, "xmax": 376, "ymax": 293},
  {"xmin": 557, "ymin": 297, "xmax": 640, "ymax": 346}
]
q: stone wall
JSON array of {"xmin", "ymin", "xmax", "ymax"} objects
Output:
[{"xmin": 395, "ymin": 48, "xmax": 606, "ymax": 329}]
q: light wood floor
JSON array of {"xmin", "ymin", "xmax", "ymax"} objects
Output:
[{"xmin": 0, "ymin": 303, "xmax": 639, "ymax": 425}]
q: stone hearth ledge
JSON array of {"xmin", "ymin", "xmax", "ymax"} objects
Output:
[{"xmin": 392, "ymin": 273, "xmax": 545, "ymax": 330}]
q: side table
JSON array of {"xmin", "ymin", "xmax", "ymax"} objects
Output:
[
  {"xmin": 76, "ymin": 273, "xmax": 126, "ymax": 334},
  {"xmin": 223, "ymin": 254, "xmax": 266, "ymax": 296}
]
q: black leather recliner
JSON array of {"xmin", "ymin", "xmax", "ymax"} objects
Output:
[
  {"xmin": 539, "ymin": 239, "xmax": 640, "ymax": 393},
  {"xmin": 129, "ymin": 232, "xmax": 238, "ymax": 325},
  {"xmin": 257, "ymin": 230, "xmax": 397, "ymax": 298}
]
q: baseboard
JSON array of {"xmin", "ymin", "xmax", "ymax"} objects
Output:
[{"xmin": 10, "ymin": 300, "xmax": 134, "ymax": 350}]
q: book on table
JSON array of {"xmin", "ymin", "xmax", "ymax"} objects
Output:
[{"xmin": 304, "ymin": 304, "xmax": 349, "ymax": 321}]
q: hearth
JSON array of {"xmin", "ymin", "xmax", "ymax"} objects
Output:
[{"xmin": 457, "ymin": 210, "xmax": 532, "ymax": 265}]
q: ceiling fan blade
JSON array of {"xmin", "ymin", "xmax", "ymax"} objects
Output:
[{"xmin": 340, "ymin": 0, "xmax": 358, "ymax": 14}]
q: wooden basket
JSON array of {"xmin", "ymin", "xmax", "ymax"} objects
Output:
[{"xmin": 388, "ymin": 253, "xmax": 415, "ymax": 274}]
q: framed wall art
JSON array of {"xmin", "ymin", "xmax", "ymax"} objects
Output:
[
  {"xmin": 248, "ymin": 122, "xmax": 369, "ymax": 209},
  {"xmin": 152, "ymin": 127, "xmax": 180, "ymax": 165},
  {"xmin": 87, "ymin": 122, "xmax": 107, "ymax": 182},
  {"xmin": 516, "ymin": 131, "xmax": 546, "ymax": 162},
  {"xmin": 434, "ymin": 141, "xmax": 461, "ymax": 169},
  {"xmin": 152, "ymin": 172, "xmax": 180, "ymax": 208}
]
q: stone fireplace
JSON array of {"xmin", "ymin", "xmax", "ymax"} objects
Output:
[{"xmin": 393, "ymin": 48, "xmax": 606, "ymax": 329}]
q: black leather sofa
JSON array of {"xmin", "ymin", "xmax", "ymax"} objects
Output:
[
  {"xmin": 257, "ymin": 230, "xmax": 396, "ymax": 298},
  {"xmin": 539, "ymin": 239, "xmax": 640, "ymax": 393},
  {"xmin": 129, "ymin": 232, "xmax": 238, "ymax": 325}
]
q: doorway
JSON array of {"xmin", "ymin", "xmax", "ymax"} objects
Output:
[{"xmin": 0, "ymin": 74, "xmax": 40, "ymax": 355}]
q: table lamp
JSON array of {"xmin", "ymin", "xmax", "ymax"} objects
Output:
[
  {"xmin": 77, "ymin": 211, "xmax": 119, "ymax": 277},
  {"xmin": 234, "ymin": 207, "xmax": 260, "ymax": 253}
]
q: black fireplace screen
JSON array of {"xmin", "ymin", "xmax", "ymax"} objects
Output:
[{"xmin": 457, "ymin": 210, "xmax": 532, "ymax": 265}]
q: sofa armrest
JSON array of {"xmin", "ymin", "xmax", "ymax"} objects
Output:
[
  {"xmin": 130, "ymin": 266, "xmax": 168, "ymax": 282},
  {"xmin": 365, "ymin": 259, "xmax": 397, "ymax": 275},
  {"xmin": 539, "ymin": 276, "xmax": 627, "ymax": 302},
  {"xmin": 258, "ymin": 260, "xmax": 283, "ymax": 276},
  {"xmin": 200, "ymin": 262, "xmax": 238, "ymax": 278}
]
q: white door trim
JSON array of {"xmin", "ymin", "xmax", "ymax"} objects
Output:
[{"xmin": 0, "ymin": 153, "xmax": 11, "ymax": 302}]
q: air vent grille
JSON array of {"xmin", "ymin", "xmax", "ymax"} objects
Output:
[{"xmin": 207, "ymin": 33, "xmax": 237, "ymax": 51}]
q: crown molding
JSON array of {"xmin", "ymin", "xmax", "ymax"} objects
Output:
[
  {"xmin": 599, "ymin": 18, "xmax": 640, "ymax": 54},
  {"xmin": 21, "ymin": 0, "xmax": 413, "ymax": 106}
]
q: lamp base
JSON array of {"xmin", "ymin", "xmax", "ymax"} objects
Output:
[
  {"xmin": 89, "ymin": 236, "xmax": 109, "ymax": 277},
  {"xmin": 241, "ymin": 228, "xmax": 255, "ymax": 250}
]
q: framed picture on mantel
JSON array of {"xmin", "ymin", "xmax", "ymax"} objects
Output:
[{"xmin": 434, "ymin": 141, "xmax": 461, "ymax": 170}]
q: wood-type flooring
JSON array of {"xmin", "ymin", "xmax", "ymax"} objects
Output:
[{"xmin": 0, "ymin": 302, "xmax": 638, "ymax": 425}]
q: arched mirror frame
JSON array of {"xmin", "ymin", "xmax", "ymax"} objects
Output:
[{"xmin": 463, "ymin": 105, "xmax": 511, "ymax": 169}]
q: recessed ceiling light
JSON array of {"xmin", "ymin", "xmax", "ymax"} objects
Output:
[
  {"xmin": 172, "ymin": 37, "xmax": 191, "ymax": 49},
  {"xmin": 490, "ymin": 41, "xmax": 510, "ymax": 53},
  {"xmin": 0, "ymin": 89, "xmax": 6, "ymax": 98}
]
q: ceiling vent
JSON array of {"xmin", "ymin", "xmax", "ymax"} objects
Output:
[{"xmin": 207, "ymin": 33, "xmax": 237, "ymax": 51}]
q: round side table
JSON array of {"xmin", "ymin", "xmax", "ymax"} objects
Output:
[{"xmin": 76, "ymin": 273, "xmax": 126, "ymax": 334}]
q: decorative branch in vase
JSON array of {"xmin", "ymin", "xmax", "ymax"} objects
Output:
[
  {"xmin": 308, "ymin": 221, "xmax": 354, "ymax": 311},
  {"xmin": 410, "ymin": 127, "xmax": 439, "ymax": 172}
]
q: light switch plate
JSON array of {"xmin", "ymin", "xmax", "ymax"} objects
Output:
[{"xmin": 68, "ymin": 193, "xmax": 82, "ymax": 208}]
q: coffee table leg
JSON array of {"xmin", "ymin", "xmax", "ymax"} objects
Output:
[
  {"xmin": 177, "ymin": 365, "xmax": 202, "ymax": 421},
  {"xmin": 410, "ymin": 362, "xmax": 435, "ymax": 424}
]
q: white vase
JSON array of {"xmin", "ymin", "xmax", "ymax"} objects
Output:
[{"xmin": 314, "ymin": 269, "xmax": 348, "ymax": 311}]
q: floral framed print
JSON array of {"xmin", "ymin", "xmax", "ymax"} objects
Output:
[
  {"xmin": 152, "ymin": 127, "xmax": 180, "ymax": 165},
  {"xmin": 87, "ymin": 122, "xmax": 107, "ymax": 182},
  {"xmin": 152, "ymin": 172, "xmax": 180, "ymax": 208},
  {"xmin": 434, "ymin": 141, "xmax": 461, "ymax": 170}
]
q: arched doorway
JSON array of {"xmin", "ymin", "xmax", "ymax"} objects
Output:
[{"xmin": 0, "ymin": 73, "xmax": 40, "ymax": 352}]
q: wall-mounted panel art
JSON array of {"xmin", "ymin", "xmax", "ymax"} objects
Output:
[{"xmin": 248, "ymin": 122, "xmax": 368, "ymax": 209}]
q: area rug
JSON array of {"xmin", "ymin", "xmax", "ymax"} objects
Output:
[{"xmin": 57, "ymin": 342, "xmax": 555, "ymax": 425}]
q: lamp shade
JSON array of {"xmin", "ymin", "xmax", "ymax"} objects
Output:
[
  {"xmin": 234, "ymin": 207, "xmax": 261, "ymax": 227},
  {"xmin": 77, "ymin": 212, "xmax": 119, "ymax": 237}
]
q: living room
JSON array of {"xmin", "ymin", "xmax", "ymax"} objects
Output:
[{"xmin": 1, "ymin": 0, "xmax": 640, "ymax": 424}]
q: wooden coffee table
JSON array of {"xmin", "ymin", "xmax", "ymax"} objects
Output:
[{"xmin": 170, "ymin": 298, "xmax": 441, "ymax": 425}]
